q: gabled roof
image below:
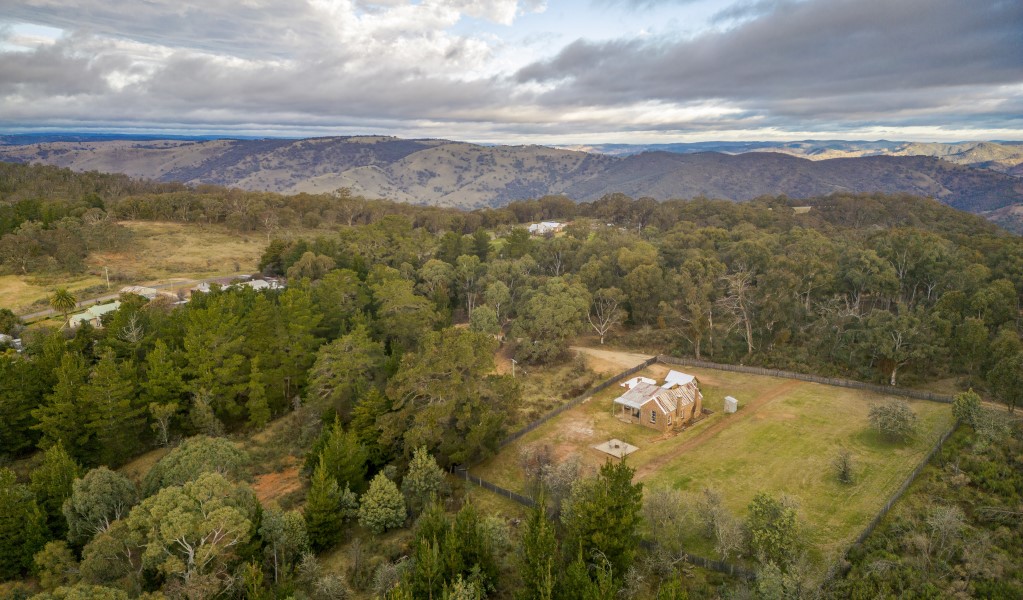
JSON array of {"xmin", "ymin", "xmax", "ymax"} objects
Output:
[
  {"xmin": 69, "ymin": 301, "xmax": 121, "ymax": 327},
  {"xmin": 662, "ymin": 369, "xmax": 695, "ymax": 388},
  {"xmin": 613, "ymin": 382, "xmax": 662, "ymax": 410},
  {"xmin": 614, "ymin": 382, "xmax": 695, "ymax": 413},
  {"xmin": 621, "ymin": 376, "xmax": 657, "ymax": 390}
]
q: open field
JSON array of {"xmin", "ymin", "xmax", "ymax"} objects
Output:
[
  {"xmin": 472, "ymin": 363, "xmax": 954, "ymax": 560},
  {"xmin": 1, "ymin": 221, "xmax": 318, "ymax": 313},
  {"xmin": 0, "ymin": 273, "xmax": 107, "ymax": 314}
]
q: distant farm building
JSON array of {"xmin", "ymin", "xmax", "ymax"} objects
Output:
[
  {"xmin": 528, "ymin": 221, "xmax": 565, "ymax": 236},
  {"xmin": 69, "ymin": 301, "xmax": 121, "ymax": 329},
  {"xmin": 613, "ymin": 369, "xmax": 704, "ymax": 432},
  {"xmin": 724, "ymin": 396, "xmax": 739, "ymax": 413},
  {"xmin": 192, "ymin": 277, "xmax": 284, "ymax": 295},
  {"xmin": 119, "ymin": 285, "xmax": 175, "ymax": 300}
]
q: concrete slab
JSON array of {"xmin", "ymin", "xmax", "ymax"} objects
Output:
[{"xmin": 592, "ymin": 438, "xmax": 639, "ymax": 459}]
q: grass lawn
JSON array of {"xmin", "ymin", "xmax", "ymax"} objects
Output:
[{"xmin": 472, "ymin": 363, "xmax": 954, "ymax": 562}]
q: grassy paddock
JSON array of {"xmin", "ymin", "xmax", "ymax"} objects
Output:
[
  {"xmin": 472, "ymin": 364, "xmax": 953, "ymax": 561},
  {"xmin": 2, "ymin": 221, "xmax": 320, "ymax": 312}
]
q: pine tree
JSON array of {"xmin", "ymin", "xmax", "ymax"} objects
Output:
[
  {"xmin": 0, "ymin": 468, "xmax": 47, "ymax": 581},
  {"xmin": 29, "ymin": 442, "xmax": 81, "ymax": 538},
  {"xmin": 0, "ymin": 354, "xmax": 39, "ymax": 456},
  {"xmin": 562, "ymin": 460, "xmax": 644, "ymax": 579},
  {"xmin": 81, "ymin": 348, "xmax": 143, "ymax": 467},
  {"xmin": 351, "ymin": 388, "xmax": 391, "ymax": 467},
  {"xmin": 142, "ymin": 340, "xmax": 185, "ymax": 405},
  {"xmin": 189, "ymin": 389, "xmax": 225, "ymax": 437},
  {"xmin": 143, "ymin": 340, "xmax": 185, "ymax": 446},
  {"xmin": 319, "ymin": 417, "xmax": 369, "ymax": 494},
  {"xmin": 402, "ymin": 447, "xmax": 447, "ymax": 517},
  {"xmin": 247, "ymin": 356, "xmax": 271, "ymax": 429},
  {"xmin": 32, "ymin": 352, "xmax": 89, "ymax": 461},
  {"xmin": 184, "ymin": 295, "xmax": 248, "ymax": 417},
  {"xmin": 245, "ymin": 295, "xmax": 286, "ymax": 411},
  {"xmin": 305, "ymin": 457, "xmax": 346, "ymax": 552},
  {"xmin": 358, "ymin": 473, "xmax": 406, "ymax": 535},
  {"xmin": 278, "ymin": 287, "xmax": 323, "ymax": 402},
  {"xmin": 518, "ymin": 493, "xmax": 558, "ymax": 600}
]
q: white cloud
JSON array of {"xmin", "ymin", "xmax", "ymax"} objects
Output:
[{"xmin": 0, "ymin": 0, "xmax": 1019, "ymax": 143}]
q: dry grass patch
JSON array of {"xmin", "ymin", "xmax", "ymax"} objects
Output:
[
  {"xmin": 0, "ymin": 273, "xmax": 105, "ymax": 313},
  {"xmin": 118, "ymin": 446, "xmax": 172, "ymax": 486},
  {"xmin": 3, "ymin": 221, "xmax": 320, "ymax": 312}
]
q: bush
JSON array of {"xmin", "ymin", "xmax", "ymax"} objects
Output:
[
  {"xmin": 952, "ymin": 390, "xmax": 981, "ymax": 427},
  {"xmin": 868, "ymin": 400, "xmax": 918, "ymax": 442},
  {"xmin": 358, "ymin": 473, "xmax": 406, "ymax": 535},
  {"xmin": 833, "ymin": 448, "xmax": 854, "ymax": 484}
]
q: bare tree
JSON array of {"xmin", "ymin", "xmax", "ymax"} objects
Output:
[
  {"xmin": 718, "ymin": 268, "xmax": 757, "ymax": 356},
  {"xmin": 588, "ymin": 287, "xmax": 625, "ymax": 345}
]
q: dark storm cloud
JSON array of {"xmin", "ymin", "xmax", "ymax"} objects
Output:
[{"xmin": 518, "ymin": 0, "xmax": 1023, "ymax": 121}]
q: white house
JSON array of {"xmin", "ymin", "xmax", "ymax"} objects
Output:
[
  {"xmin": 528, "ymin": 222, "xmax": 565, "ymax": 236},
  {"xmin": 69, "ymin": 302, "xmax": 121, "ymax": 329}
]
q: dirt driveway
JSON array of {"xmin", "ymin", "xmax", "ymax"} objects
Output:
[{"xmin": 570, "ymin": 345, "xmax": 654, "ymax": 374}]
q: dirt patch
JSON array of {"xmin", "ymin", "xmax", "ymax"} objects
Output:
[
  {"xmin": 571, "ymin": 345, "xmax": 653, "ymax": 374},
  {"xmin": 252, "ymin": 458, "xmax": 304, "ymax": 505},
  {"xmin": 634, "ymin": 379, "xmax": 805, "ymax": 480},
  {"xmin": 494, "ymin": 342, "xmax": 515, "ymax": 375}
]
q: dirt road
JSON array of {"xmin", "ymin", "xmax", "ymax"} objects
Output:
[{"xmin": 17, "ymin": 274, "xmax": 237, "ymax": 321}]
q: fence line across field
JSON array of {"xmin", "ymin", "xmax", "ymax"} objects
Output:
[
  {"xmin": 656, "ymin": 355, "xmax": 954, "ymax": 404},
  {"xmin": 461, "ymin": 351, "xmax": 959, "ymax": 584}
]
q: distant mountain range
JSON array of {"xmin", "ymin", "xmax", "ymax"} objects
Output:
[
  {"xmin": 561, "ymin": 140, "xmax": 1023, "ymax": 177},
  {"xmin": 1, "ymin": 134, "xmax": 1022, "ymax": 228}
]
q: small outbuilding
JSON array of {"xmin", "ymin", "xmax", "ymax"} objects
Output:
[{"xmin": 724, "ymin": 396, "xmax": 738, "ymax": 414}]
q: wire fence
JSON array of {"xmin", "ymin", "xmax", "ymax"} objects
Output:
[
  {"xmin": 463, "ymin": 352, "xmax": 958, "ymax": 584},
  {"xmin": 455, "ymin": 468, "xmax": 536, "ymax": 508},
  {"xmin": 454, "ymin": 465, "xmax": 755, "ymax": 580},
  {"xmin": 826, "ymin": 419, "xmax": 961, "ymax": 582},
  {"xmin": 657, "ymin": 355, "xmax": 954, "ymax": 403}
]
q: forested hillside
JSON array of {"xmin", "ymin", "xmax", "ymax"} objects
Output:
[
  {"xmin": 2, "ymin": 163, "xmax": 1023, "ymax": 598},
  {"xmin": 2, "ymin": 137, "xmax": 1022, "ymax": 224}
]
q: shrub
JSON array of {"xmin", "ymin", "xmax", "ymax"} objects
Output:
[{"xmin": 868, "ymin": 400, "xmax": 918, "ymax": 442}]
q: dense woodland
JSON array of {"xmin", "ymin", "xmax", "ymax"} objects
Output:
[{"xmin": 2, "ymin": 163, "xmax": 1023, "ymax": 598}]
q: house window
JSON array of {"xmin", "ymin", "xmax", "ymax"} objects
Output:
[{"xmin": 650, "ymin": 411, "xmax": 657, "ymax": 424}]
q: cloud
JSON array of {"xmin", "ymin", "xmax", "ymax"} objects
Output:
[
  {"xmin": 517, "ymin": 0, "xmax": 1023, "ymax": 125},
  {"xmin": 0, "ymin": 0, "xmax": 1020, "ymax": 142}
]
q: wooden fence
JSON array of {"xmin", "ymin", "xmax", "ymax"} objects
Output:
[
  {"xmin": 461, "ymin": 356, "xmax": 754, "ymax": 580},
  {"xmin": 499, "ymin": 356, "xmax": 658, "ymax": 448},
  {"xmin": 657, "ymin": 355, "xmax": 954, "ymax": 404},
  {"xmin": 826, "ymin": 419, "xmax": 961, "ymax": 582},
  {"xmin": 461, "ymin": 352, "xmax": 958, "ymax": 585}
]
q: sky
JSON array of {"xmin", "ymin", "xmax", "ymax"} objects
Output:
[{"xmin": 0, "ymin": 0, "xmax": 1021, "ymax": 144}]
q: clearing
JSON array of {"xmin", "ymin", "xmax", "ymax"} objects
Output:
[
  {"xmin": 2, "ymin": 221, "xmax": 315, "ymax": 313},
  {"xmin": 472, "ymin": 361, "xmax": 954, "ymax": 561}
]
